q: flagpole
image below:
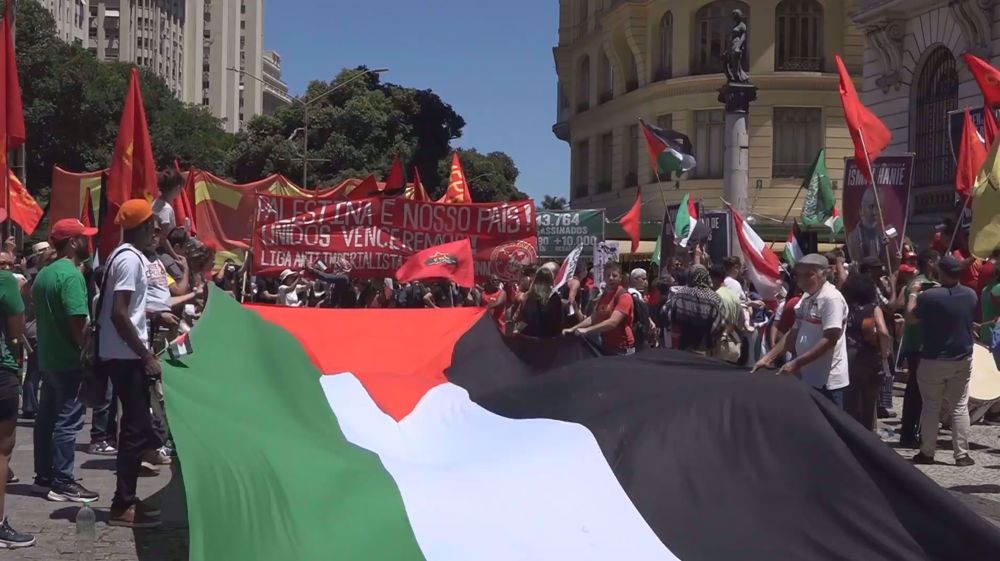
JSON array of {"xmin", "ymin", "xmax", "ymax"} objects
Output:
[
  {"xmin": 769, "ymin": 183, "xmax": 806, "ymax": 250},
  {"xmin": 241, "ymin": 193, "xmax": 261, "ymax": 304},
  {"xmin": 946, "ymin": 194, "xmax": 973, "ymax": 254},
  {"xmin": 856, "ymin": 131, "xmax": 894, "ymax": 271}
]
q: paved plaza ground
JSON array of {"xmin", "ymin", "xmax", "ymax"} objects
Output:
[{"xmin": 2, "ymin": 386, "xmax": 999, "ymax": 560}]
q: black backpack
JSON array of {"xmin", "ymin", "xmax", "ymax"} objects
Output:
[{"xmin": 617, "ymin": 290, "xmax": 650, "ymax": 350}]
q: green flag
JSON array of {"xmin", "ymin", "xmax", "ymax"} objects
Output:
[
  {"xmin": 799, "ymin": 150, "xmax": 843, "ymax": 234},
  {"xmin": 650, "ymin": 233, "xmax": 663, "ymax": 270}
]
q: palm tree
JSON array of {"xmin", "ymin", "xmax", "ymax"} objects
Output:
[{"xmin": 540, "ymin": 195, "xmax": 569, "ymax": 210}]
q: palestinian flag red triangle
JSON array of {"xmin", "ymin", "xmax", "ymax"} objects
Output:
[
  {"xmin": 641, "ymin": 119, "xmax": 696, "ymax": 176},
  {"xmin": 162, "ymin": 289, "xmax": 1000, "ymax": 560}
]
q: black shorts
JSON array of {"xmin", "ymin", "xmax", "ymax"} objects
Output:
[{"xmin": 0, "ymin": 396, "xmax": 17, "ymax": 422}]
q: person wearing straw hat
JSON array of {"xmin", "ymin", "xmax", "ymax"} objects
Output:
[{"xmin": 95, "ymin": 199, "xmax": 163, "ymax": 528}]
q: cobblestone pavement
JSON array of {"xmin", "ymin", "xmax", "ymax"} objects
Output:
[
  {"xmin": 878, "ymin": 387, "xmax": 1000, "ymax": 528},
  {"xmin": 3, "ymin": 389, "xmax": 999, "ymax": 559},
  {"xmin": 5, "ymin": 420, "xmax": 188, "ymax": 560}
]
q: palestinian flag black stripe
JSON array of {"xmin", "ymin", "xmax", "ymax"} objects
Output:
[{"xmin": 163, "ymin": 288, "xmax": 1000, "ymax": 560}]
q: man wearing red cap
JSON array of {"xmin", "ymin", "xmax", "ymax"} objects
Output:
[
  {"xmin": 31, "ymin": 219, "xmax": 100, "ymax": 506},
  {"xmin": 95, "ymin": 199, "xmax": 162, "ymax": 528}
]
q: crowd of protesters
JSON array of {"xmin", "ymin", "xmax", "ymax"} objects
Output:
[{"xmin": 0, "ymin": 163, "xmax": 996, "ymax": 548}]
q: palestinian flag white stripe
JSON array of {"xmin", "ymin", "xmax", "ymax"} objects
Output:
[
  {"xmin": 729, "ymin": 205, "xmax": 782, "ymax": 300},
  {"xmin": 674, "ymin": 193, "xmax": 698, "ymax": 247},
  {"xmin": 320, "ymin": 373, "xmax": 678, "ymax": 561}
]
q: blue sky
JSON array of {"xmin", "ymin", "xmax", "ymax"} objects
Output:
[{"xmin": 264, "ymin": 0, "xmax": 568, "ymax": 201}]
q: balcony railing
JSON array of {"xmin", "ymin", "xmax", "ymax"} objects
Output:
[
  {"xmin": 776, "ymin": 56, "xmax": 822, "ymax": 72},
  {"xmin": 597, "ymin": 180, "xmax": 612, "ymax": 193},
  {"xmin": 574, "ymin": 184, "xmax": 589, "ymax": 198}
]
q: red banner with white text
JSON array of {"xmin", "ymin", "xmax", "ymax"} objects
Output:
[{"xmin": 252, "ymin": 194, "xmax": 538, "ymax": 282}]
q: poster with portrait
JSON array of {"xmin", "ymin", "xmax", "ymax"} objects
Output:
[{"xmin": 842, "ymin": 155, "xmax": 915, "ymax": 262}]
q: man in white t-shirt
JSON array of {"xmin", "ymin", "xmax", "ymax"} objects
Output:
[
  {"xmin": 150, "ymin": 169, "xmax": 184, "ymax": 231},
  {"xmin": 754, "ymin": 254, "xmax": 849, "ymax": 408},
  {"xmin": 96, "ymin": 199, "xmax": 163, "ymax": 529},
  {"xmin": 721, "ymin": 256, "xmax": 747, "ymax": 302}
]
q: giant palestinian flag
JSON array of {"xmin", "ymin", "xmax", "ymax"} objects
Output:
[{"xmin": 163, "ymin": 289, "xmax": 1000, "ymax": 561}]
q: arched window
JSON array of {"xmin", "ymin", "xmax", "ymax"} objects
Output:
[
  {"xmin": 625, "ymin": 48, "xmax": 639, "ymax": 91},
  {"xmin": 577, "ymin": 56, "xmax": 591, "ymax": 113},
  {"xmin": 775, "ymin": 0, "xmax": 823, "ymax": 71},
  {"xmin": 655, "ymin": 12, "xmax": 674, "ymax": 81},
  {"xmin": 912, "ymin": 47, "xmax": 958, "ymax": 187},
  {"xmin": 692, "ymin": 1, "xmax": 750, "ymax": 76},
  {"xmin": 598, "ymin": 50, "xmax": 614, "ymax": 104}
]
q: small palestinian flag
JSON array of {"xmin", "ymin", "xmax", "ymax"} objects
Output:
[
  {"xmin": 163, "ymin": 288, "xmax": 1000, "ymax": 560},
  {"xmin": 167, "ymin": 333, "xmax": 193, "ymax": 359},
  {"xmin": 784, "ymin": 221, "xmax": 805, "ymax": 266},
  {"xmin": 674, "ymin": 193, "xmax": 699, "ymax": 247},
  {"xmin": 641, "ymin": 119, "xmax": 696, "ymax": 176}
]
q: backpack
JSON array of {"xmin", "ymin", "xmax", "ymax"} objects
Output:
[
  {"xmin": 846, "ymin": 303, "xmax": 878, "ymax": 350},
  {"xmin": 617, "ymin": 289, "xmax": 650, "ymax": 350},
  {"xmin": 631, "ymin": 293, "xmax": 650, "ymax": 349}
]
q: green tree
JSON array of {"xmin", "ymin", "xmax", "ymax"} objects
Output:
[
  {"xmin": 230, "ymin": 67, "xmax": 467, "ymax": 190},
  {"xmin": 540, "ymin": 195, "xmax": 569, "ymax": 210},
  {"xmin": 15, "ymin": 0, "xmax": 233, "ymax": 194},
  {"xmin": 437, "ymin": 148, "xmax": 527, "ymax": 203}
]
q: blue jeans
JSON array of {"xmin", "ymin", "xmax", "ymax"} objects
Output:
[
  {"xmin": 821, "ymin": 386, "xmax": 846, "ymax": 410},
  {"xmin": 21, "ymin": 345, "xmax": 39, "ymax": 415},
  {"xmin": 33, "ymin": 370, "xmax": 85, "ymax": 485}
]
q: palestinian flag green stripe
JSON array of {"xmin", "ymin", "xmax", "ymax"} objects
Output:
[{"xmin": 162, "ymin": 295, "xmax": 425, "ymax": 560}]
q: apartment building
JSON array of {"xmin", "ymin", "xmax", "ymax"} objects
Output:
[
  {"xmin": 553, "ymin": 0, "xmax": 864, "ymax": 223},
  {"xmin": 81, "ymin": 0, "xmax": 275, "ymax": 132}
]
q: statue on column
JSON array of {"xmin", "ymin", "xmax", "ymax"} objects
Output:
[{"xmin": 722, "ymin": 9, "xmax": 749, "ymax": 84}]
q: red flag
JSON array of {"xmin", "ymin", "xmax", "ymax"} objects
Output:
[
  {"xmin": 0, "ymin": 170, "xmax": 42, "ymax": 235},
  {"xmin": 438, "ymin": 153, "xmax": 474, "ymax": 204},
  {"xmin": 964, "ymin": 53, "xmax": 1000, "ymax": 110},
  {"xmin": 0, "ymin": 1, "xmax": 25, "ymax": 160},
  {"xmin": 836, "ymin": 55, "xmax": 891, "ymax": 184},
  {"xmin": 405, "ymin": 167, "xmax": 430, "ymax": 202},
  {"xmin": 347, "ymin": 174, "xmax": 379, "ymax": 200},
  {"xmin": 384, "ymin": 156, "xmax": 405, "ymax": 192},
  {"xmin": 619, "ymin": 188, "xmax": 642, "ymax": 253},
  {"xmin": 396, "ymin": 238, "xmax": 475, "ymax": 288},
  {"xmin": 102, "ymin": 67, "xmax": 157, "ymax": 256},
  {"xmin": 173, "ymin": 160, "xmax": 197, "ymax": 234},
  {"xmin": 985, "ymin": 107, "xmax": 999, "ymax": 148},
  {"xmin": 956, "ymin": 109, "xmax": 988, "ymax": 197}
]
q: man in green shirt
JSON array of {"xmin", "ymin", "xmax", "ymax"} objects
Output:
[
  {"xmin": 30, "ymin": 219, "xmax": 99, "ymax": 504},
  {"xmin": 898, "ymin": 249, "xmax": 940, "ymax": 449},
  {"xmin": 0, "ymin": 237, "xmax": 30, "ymax": 548}
]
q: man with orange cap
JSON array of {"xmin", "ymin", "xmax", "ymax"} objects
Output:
[{"xmin": 94, "ymin": 199, "xmax": 162, "ymax": 528}]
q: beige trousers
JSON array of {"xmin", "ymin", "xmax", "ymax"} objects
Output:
[{"xmin": 918, "ymin": 357, "xmax": 972, "ymax": 459}]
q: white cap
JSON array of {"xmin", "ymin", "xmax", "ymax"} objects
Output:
[
  {"xmin": 31, "ymin": 241, "xmax": 50, "ymax": 255},
  {"xmin": 279, "ymin": 269, "xmax": 297, "ymax": 282},
  {"xmin": 630, "ymin": 268, "xmax": 648, "ymax": 279}
]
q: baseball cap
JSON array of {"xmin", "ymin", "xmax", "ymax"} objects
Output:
[
  {"xmin": 938, "ymin": 255, "xmax": 963, "ymax": 277},
  {"xmin": 114, "ymin": 199, "xmax": 154, "ymax": 230},
  {"xmin": 795, "ymin": 253, "xmax": 829, "ymax": 268},
  {"xmin": 50, "ymin": 219, "xmax": 98, "ymax": 243},
  {"xmin": 279, "ymin": 269, "xmax": 297, "ymax": 282},
  {"xmin": 31, "ymin": 241, "xmax": 51, "ymax": 255},
  {"xmin": 630, "ymin": 267, "xmax": 648, "ymax": 279}
]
